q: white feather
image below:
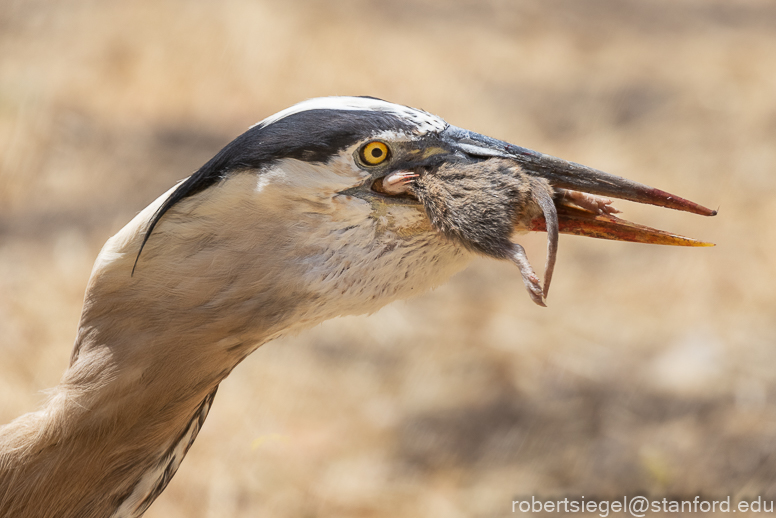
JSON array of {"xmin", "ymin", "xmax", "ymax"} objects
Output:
[{"xmin": 251, "ymin": 96, "xmax": 447, "ymax": 134}]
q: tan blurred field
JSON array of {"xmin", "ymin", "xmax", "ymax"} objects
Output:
[{"xmin": 1, "ymin": 0, "xmax": 775, "ymax": 516}]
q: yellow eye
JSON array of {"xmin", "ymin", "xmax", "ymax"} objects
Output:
[{"xmin": 361, "ymin": 141, "xmax": 389, "ymax": 166}]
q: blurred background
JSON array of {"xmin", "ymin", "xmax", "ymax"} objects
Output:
[{"xmin": 1, "ymin": 0, "xmax": 775, "ymax": 516}]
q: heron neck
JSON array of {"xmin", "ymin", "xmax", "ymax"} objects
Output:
[{"xmin": 0, "ymin": 171, "xmax": 473, "ymax": 518}]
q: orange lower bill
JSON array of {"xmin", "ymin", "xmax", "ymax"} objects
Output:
[{"xmin": 529, "ymin": 204, "xmax": 714, "ymax": 247}]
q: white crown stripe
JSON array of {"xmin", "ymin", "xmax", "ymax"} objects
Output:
[{"xmin": 251, "ymin": 96, "xmax": 447, "ymax": 134}]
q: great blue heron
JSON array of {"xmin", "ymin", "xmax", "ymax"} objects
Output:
[{"xmin": 0, "ymin": 97, "xmax": 715, "ymax": 518}]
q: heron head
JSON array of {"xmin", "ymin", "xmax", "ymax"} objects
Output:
[{"xmin": 123, "ymin": 96, "xmax": 714, "ymax": 325}]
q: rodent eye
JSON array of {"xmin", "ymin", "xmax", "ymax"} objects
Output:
[{"xmin": 360, "ymin": 141, "xmax": 389, "ymax": 166}]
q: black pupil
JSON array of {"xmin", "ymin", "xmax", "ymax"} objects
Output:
[{"xmin": 370, "ymin": 147, "xmax": 383, "ymax": 158}]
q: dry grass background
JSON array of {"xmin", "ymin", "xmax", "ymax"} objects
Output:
[{"xmin": 1, "ymin": 0, "xmax": 775, "ymax": 516}]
